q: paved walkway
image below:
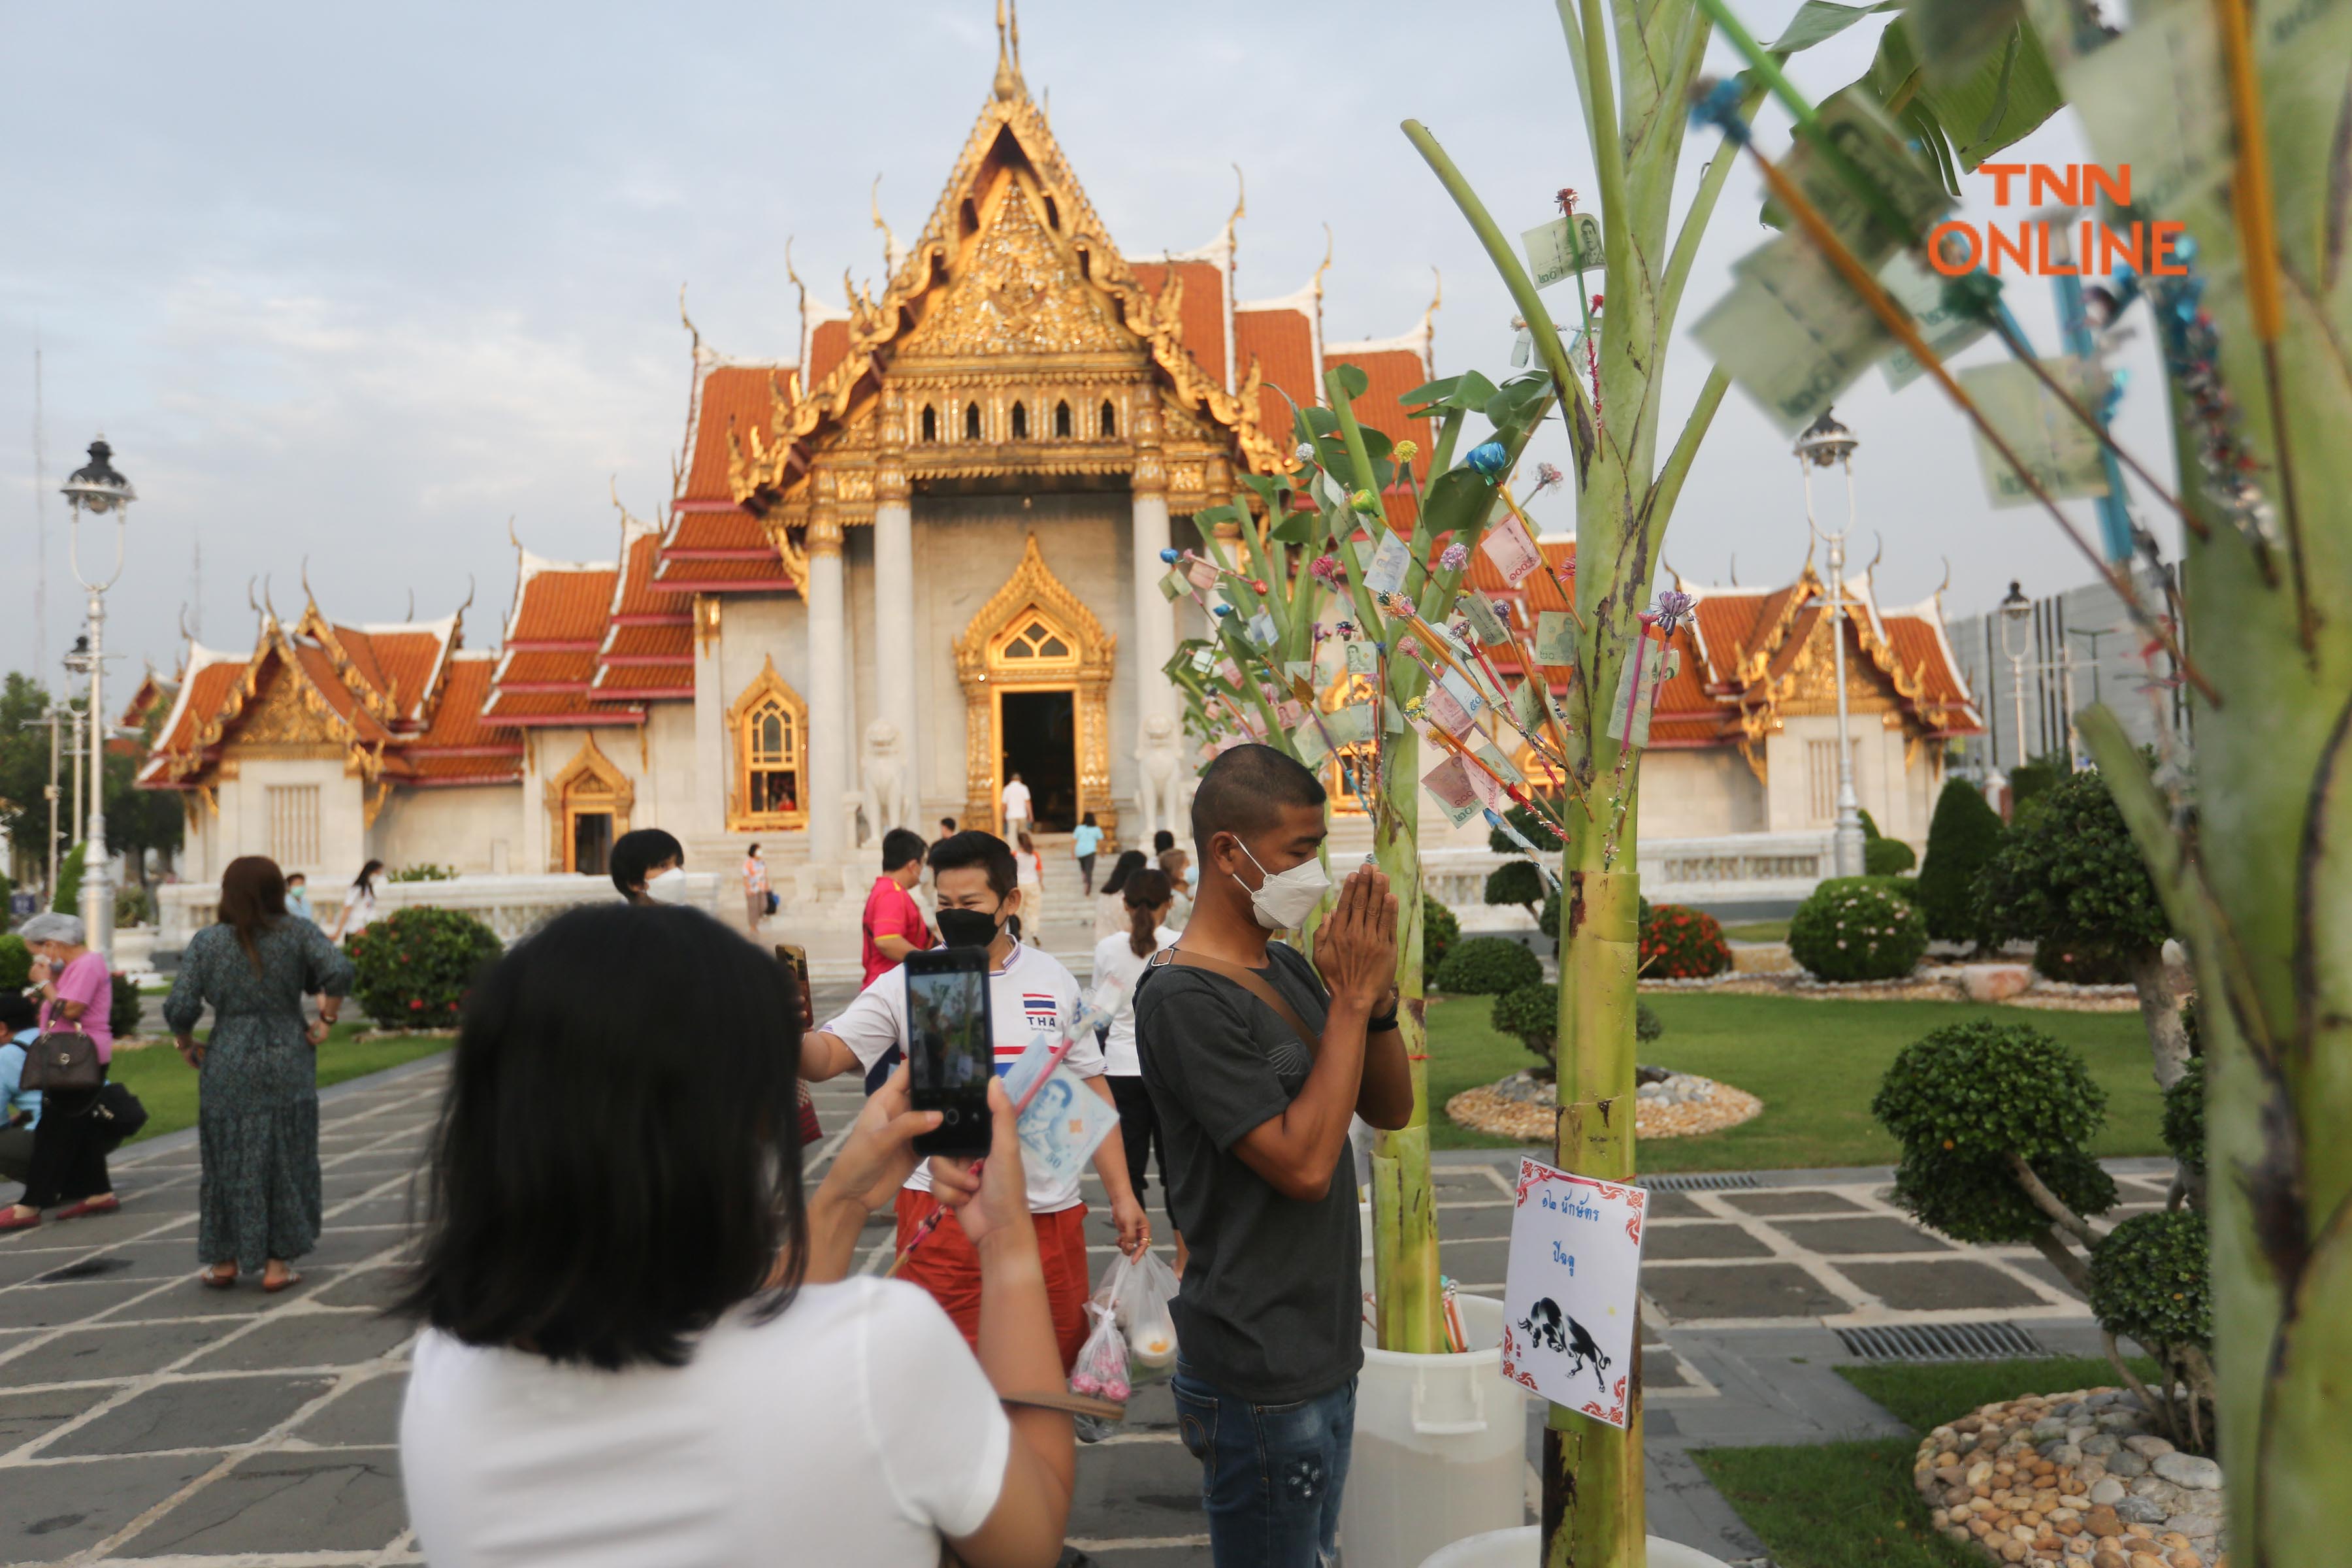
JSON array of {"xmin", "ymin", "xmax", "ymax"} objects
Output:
[{"xmin": 0, "ymin": 1017, "xmax": 2169, "ymax": 1566}]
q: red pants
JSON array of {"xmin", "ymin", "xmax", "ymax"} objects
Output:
[{"xmin": 894, "ymin": 1190, "xmax": 1092, "ymax": 1371}]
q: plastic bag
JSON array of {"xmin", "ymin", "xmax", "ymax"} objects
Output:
[
  {"xmin": 1120, "ymin": 1250, "xmax": 1180, "ymax": 1371},
  {"xmin": 1070, "ymin": 1303, "xmax": 1132, "ymax": 1403}
]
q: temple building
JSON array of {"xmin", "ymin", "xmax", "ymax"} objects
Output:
[{"xmin": 137, "ymin": 24, "xmax": 1982, "ymax": 922}]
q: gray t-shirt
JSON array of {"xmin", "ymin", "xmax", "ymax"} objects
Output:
[{"xmin": 1134, "ymin": 941, "xmax": 1361, "ymax": 1404}]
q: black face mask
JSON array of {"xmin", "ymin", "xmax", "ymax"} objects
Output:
[{"xmin": 936, "ymin": 904, "xmax": 1004, "ymax": 950}]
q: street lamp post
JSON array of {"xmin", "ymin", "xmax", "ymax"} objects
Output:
[
  {"xmin": 1999, "ymin": 581, "xmax": 2034, "ymax": 773},
  {"xmin": 60, "ymin": 438, "xmax": 135, "ymax": 962},
  {"xmin": 1797, "ymin": 409, "xmax": 1868, "ymax": 879}
]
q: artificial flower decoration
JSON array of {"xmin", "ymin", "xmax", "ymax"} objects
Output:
[
  {"xmin": 1463, "ymin": 440, "xmax": 1510, "ymax": 482},
  {"xmin": 1439, "ymin": 543, "xmax": 1469, "ymax": 571}
]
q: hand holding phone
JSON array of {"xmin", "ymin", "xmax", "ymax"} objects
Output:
[{"xmin": 902, "ymin": 947, "xmax": 993, "ymax": 1157}]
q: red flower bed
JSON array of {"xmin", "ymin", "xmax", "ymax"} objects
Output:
[{"xmin": 1637, "ymin": 904, "xmax": 1733, "ymax": 979}]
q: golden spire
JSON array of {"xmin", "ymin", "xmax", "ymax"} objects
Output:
[
  {"xmin": 1313, "ymin": 223, "xmax": 1333, "ymax": 299},
  {"xmin": 993, "ymin": 0, "xmax": 1021, "ymax": 99}
]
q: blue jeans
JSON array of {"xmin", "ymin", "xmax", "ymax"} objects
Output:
[{"xmin": 1171, "ymin": 1363, "xmax": 1357, "ymax": 1568}]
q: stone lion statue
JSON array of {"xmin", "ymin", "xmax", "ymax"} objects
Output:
[
  {"xmin": 862, "ymin": 719, "xmax": 909, "ymax": 840},
  {"xmin": 1135, "ymin": 711, "xmax": 1183, "ymax": 844}
]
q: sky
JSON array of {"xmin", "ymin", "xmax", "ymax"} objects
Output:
[{"xmin": 0, "ymin": 0, "xmax": 2180, "ymax": 690}]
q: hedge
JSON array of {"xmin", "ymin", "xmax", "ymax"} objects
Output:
[{"xmin": 347, "ymin": 906, "xmax": 503, "ymax": 1027}]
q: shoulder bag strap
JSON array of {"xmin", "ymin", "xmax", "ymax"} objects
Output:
[{"xmin": 1147, "ymin": 946, "xmax": 1319, "ymax": 1051}]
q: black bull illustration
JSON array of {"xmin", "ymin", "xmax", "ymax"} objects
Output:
[{"xmin": 1518, "ymin": 1298, "xmax": 1611, "ymax": 1391}]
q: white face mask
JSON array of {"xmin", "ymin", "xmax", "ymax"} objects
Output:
[
  {"xmin": 645, "ymin": 866, "xmax": 691, "ymax": 905},
  {"xmin": 1233, "ymin": 841, "xmax": 1330, "ymax": 932}
]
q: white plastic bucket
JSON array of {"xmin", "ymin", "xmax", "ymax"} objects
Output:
[
  {"xmin": 1419, "ymin": 1525, "xmax": 1733, "ymax": 1568},
  {"xmin": 1339, "ymin": 1294, "xmax": 1527, "ymax": 1568}
]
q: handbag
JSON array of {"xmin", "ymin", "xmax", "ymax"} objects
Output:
[
  {"xmin": 84, "ymin": 1082, "xmax": 148, "ymax": 1151},
  {"xmin": 22, "ymin": 1019, "xmax": 102, "ymax": 1094}
]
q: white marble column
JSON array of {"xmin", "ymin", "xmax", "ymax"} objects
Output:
[
  {"xmin": 691, "ymin": 594, "xmax": 726, "ymax": 838},
  {"xmin": 1128, "ymin": 405, "xmax": 1182, "ymax": 843},
  {"xmin": 872, "ymin": 434, "xmax": 918, "ymax": 829},
  {"xmin": 804, "ymin": 514, "xmax": 849, "ymax": 874},
  {"xmin": 1130, "ymin": 491, "xmax": 1175, "ymax": 723}
]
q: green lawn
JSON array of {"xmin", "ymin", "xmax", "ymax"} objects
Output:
[
  {"xmin": 1425, "ymin": 990, "xmax": 2164, "ymax": 1169},
  {"xmin": 1693, "ymin": 1356, "xmax": 2159, "ymax": 1568},
  {"xmin": 106, "ymin": 1025, "xmax": 450, "ymax": 1146},
  {"xmin": 1721, "ymin": 920, "xmax": 1790, "ymax": 943}
]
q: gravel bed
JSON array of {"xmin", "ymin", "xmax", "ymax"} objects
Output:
[
  {"xmin": 1445, "ymin": 1067, "xmax": 1763, "ymax": 1142},
  {"xmin": 1915, "ymin": 1386, "xmax": 2225, "ymax": 1568}
]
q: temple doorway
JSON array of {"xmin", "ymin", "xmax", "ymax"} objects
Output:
[{"xmin": 999, "ymin": 689, "xmax": 1077, "ymax": 830}]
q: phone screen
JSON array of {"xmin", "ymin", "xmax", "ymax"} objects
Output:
[{"xmin": 898, "ymin": 964, "xmax": 992, "ymax": 1100}]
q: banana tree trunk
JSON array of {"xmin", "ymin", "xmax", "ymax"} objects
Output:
[
  {"xmin": 2055, "ymin": 3, "xmax": 2352, "ymax": 1557},
  {"xmin": 1369, "ymin": 733, "xmax": 1441, "ymax": 1354}
]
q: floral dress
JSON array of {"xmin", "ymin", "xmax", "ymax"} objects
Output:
[{"xmin": 163, "ymin": 919, "xmax": 355, "ymax": 1272}]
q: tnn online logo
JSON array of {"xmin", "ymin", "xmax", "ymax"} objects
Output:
[{"xmin": 1926, "ymin": 165, "xmax": 2188, "ymax": 278}]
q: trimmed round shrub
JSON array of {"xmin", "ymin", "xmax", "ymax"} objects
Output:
[
  {"xmin": 1490, "ymin": 981, "xmax": 1662, "ymax": 1068},
  {"xmin": 348, "ymin": 906, "xmax": 502, "ymax": 1028},
  {"xmin": 2090, "ymin": 1209, "xmax": 2210, "ymax": 1350},
  {"xmin": 2033, "ymin": 938, "xmax": 2134, "ymax": 985},
  {"xmin": 1492, "ymin": 982, "xmax": 1557, "ymax": 1065},
  {"xmin": 1863, "ymin": 836, "xmax": 1916, "ymax": 875},
  {"xmin": 2162, "ymin": 1056, "xmax": 2205, "ymax": 1181},
  {"xmin": 1789, "ymin": 879, "xmax": 1928, "ymax": 981},
  {"xmin": 1483, "ymin": 859, "xmax": 1546, "ymax": 917},
  {"xmin": 1422, "ymin": 895, "xmax": 1460, "ymax": 975},
  {"xmin": 109, "ymin": 972, "xmax": 144, "ymax": 1038},
  {"xmin": 1976, "ymin": 765, "xmax": 2168, "ymax": 965},
  {"xmin": 0, "ymin": 934, "xmax": 29, "ymax": 992},
  {"xmin": 1639, "ymin": 904, "xmax": 1732, "ymax": 979},
  {"xmin": 1435, "ymin": 936, "xmax": 1542, "ymax": 996},
  {"xmin": 1918, "ymin": 777, "xmax": 2004, "ymax": 944},
  {"xmin": 1872, "ymin": 1020, "xmax": 2118, "ymax": 1244}
]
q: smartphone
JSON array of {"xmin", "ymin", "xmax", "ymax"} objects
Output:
[
  {"xmin": 902, "ymin": 947, "xmax": 994, "ymax": 1157},
  {"xmin": 773, "ymin": 943, "xmax": 811, "ymax": 1026}
]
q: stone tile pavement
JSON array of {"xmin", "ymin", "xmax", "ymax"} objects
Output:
[{"xmin": 0, "ymin": 1015, "xmax": 2167, "ymax": 1566}]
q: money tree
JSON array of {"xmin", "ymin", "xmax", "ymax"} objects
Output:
[
  {"xmin": 1391, "ymin": 0, "xmax": 2082, "ymax": 1559},
  {"xmin": 1160, "ymin": 365, "xmax": 1552, "ymax": 1354}
]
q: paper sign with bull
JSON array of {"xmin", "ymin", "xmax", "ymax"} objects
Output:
[{"xmin": 1499, "ymin": 1157, "xmax": 1646, "ymax": 1428}]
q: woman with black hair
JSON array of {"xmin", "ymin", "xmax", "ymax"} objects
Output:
[
  {"xmin": 164, "ymin": 855, "xmax": 353, "ymax": 1291},
  {"xmin": 1093, "ymin": 848, "xmax": 1149, "ymax": 942},
  {"xmin": 398, "ymin": 903, "xmax": 1077, "ymax": 1567},
  {"xmin": 329, "ymin": 859, "xmax": 384, "ymax": 941}
]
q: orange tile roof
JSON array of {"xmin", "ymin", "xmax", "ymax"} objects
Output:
[
  {"xmin": 653, "ymin": 556, "xmax": 794, "ymax": 588},
  {"xmin": 807, "ymin": 319, "xmax": 851, "ymax": 389},
  {"xmin": 593, "ymin": 527, "xmax": 695, "ymax": 702},
  {"xmin": 1130, "ymin": 259, "xmax": 1228, "ymax": 389},
  {"xmin": 483, "ymin": 554, "xmax": 639, "ymax": 727},
  {"xmin": 655, "ymin": 506, "xmax": 791, "ymax": 594},
  {"xmin": 681, "ymin": 365, "xmax": 787, "ymax": 504},
  {"xmin": 1882, "ymin": 612, "xmax": 1984, "ymax": 732},
  {"xmin": 137, "ymin": 654, "xmax": 248, "ymax": 782},
  {"xmin": 290, "ymin": 642, "xmax": 395, "ymax": 743},
  {"xmin": 506, "ymin": 563, "xmax": 617, "ymax": 645},
  {"xmin": 1237, "ymin": 304, "xmax": 1316, "ymax": 448},
  {"xmin": 331, "ymin": 625, "xmax": 449, "ymax": 722},
  {"xmin": 403, "ymin": 655, "xmax": 523, "ymax": 783},
  {"xmin": 1324, "ymin": 346, "xmax": 1433, "ymax": 482}
]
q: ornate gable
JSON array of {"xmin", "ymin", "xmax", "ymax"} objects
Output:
[
  {"xmin": 726, "ymin": 43, "xmax": 1276, "ymax": 525},
  {"xmin": 898, "ymin": 174, "xmax": 1133, "ymax": 361}
]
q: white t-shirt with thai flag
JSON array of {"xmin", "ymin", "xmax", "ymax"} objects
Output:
[{"xmin": 821, "ymin": 941, "xmax": 1100, "ymax": 1215}]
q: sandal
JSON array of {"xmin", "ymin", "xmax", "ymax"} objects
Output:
[
  {"xmin": 199, "ymin": 1264, "xmax": 237, "ymax": 1289},
  {"xmin": 261, "ymin": 1269, "xmax": 302, "ymax": 1294},
  {"xmin": 55, "ymin": 1196, "xmax": 120, "ymax": 1221}
]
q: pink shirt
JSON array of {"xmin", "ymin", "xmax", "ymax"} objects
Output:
[{"xmin": 46, "ymin": 951, "xmax": 115, "ymax": 1065}]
